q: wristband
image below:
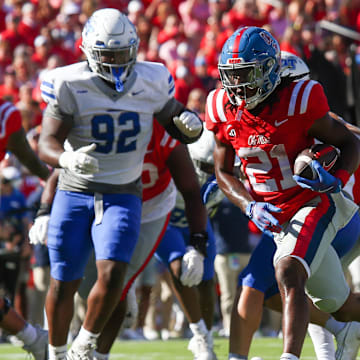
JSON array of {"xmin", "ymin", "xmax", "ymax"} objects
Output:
[
  {"xmin": 189, "ymin": 231, "xmax": 208, "ymax": 257},
  {"xmin": 334, "ymin": 169, "xmax": 351, "ymax": 187},
  {"xmin": 36, "ymin": 203, "xmax": 52, "ymax": 217}
]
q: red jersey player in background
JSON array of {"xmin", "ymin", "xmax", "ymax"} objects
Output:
[
  {"xmin": 205, "ymin": 26, "xmax": 360, "ymax": 360},
  {"xmin": 0, "ymin": 98, "xmax": 50, "ymax": 359}
]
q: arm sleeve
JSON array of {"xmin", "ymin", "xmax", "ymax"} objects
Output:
[{"xmin": 303, "ymin": 81, "xmax": 330, "ymax": 134}]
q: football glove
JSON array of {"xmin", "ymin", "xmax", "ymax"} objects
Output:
[
  {"xmin": 293, "ymin": 160, "xmax": 341, "ymax": 194},
  {"xmin": 200, "ymin": 174, "xmax": 219, "ymax": 205},
  {"xmin": 180, "ymin": 246, "xmax": 204, "ymax": 287},
  {"xmin": 59, "ymin": 143, "xmax": 99, "ymax": 175},
  {"xmin": 29, "ymin": 215, "xmax": 50, "ymax": 245},
  {"xmin": 245, "ymin": 201, "xmax": 282, "ymax": 236},
  {"xmin": 173, "ymin": 110, "xmax": 203, "ymax": 138}
]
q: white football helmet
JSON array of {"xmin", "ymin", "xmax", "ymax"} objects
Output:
[
  {"xmin": 187, "ymin": 127, "xmax": 215, "ymax": 185},
  {"xmin": 81, "ymin": 8, "xmax": 139, "ymax": 92},
  {"xmin": 280, "ymin": 51, "xmax": 310, "ymax": 80}
]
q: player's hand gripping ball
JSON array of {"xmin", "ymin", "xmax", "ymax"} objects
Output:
[{"xmin": 293, "ymin": 143, "xmax": 339, "ymax": 180}]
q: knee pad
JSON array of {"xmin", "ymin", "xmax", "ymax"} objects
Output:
[{"xmin": 0, "ymin": 297, "xmax": 11, "ymax": 322}]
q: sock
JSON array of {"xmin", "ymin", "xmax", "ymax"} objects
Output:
[
  {"xmin": 93, "ymin": 350, "xmax": 110, "ymax": 360},
  {"xmin": 16, "ymin": 323, "xmax": 37, "ymax": 345},
  {"xmin": 72, "ymin": 326, "xmax": 100, "ymax": 349},
  {"xmin": 228, "ymin": 353, "xmax": 247, "ymax": 360},
  {"xmin": 324, "ymin": 316, "xmax": 346, "ymax": 336},
  {"xmin": 48, "ymin": 344, "xmax": 67, "ymax": 360},
  {"xmin": 307, "ymin": 323, "xmax": 336, "ymax": 360},
  {"xmin": 280, "ymin": 353, "xmax": 299, "ymax": 360},
  {"xmin": 189, "ymin": 319, "xmax": 208, "ymax": 336}
]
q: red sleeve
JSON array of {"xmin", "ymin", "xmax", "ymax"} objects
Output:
[
  {"xmin": 302, "ymin": 81, "xmax": 330, "ymax": 134},
  {"xmin": 3, "ymin": 106, "xmax": 22, "ymax": 137},
  {"xmin": 205, "ymin": 89, "xmax": 232, "ymax": 145}
]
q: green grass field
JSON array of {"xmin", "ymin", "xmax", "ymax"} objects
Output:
[{"xmin": 0, "ymin": 336, "xmax": 318, "ymax": 360}]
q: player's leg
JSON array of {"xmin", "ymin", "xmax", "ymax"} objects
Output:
[
  {"xmin": 69, "ymin": 193, "xmax": 142, "ymax": 358},
  {"xmin": 229, "ymin": 286, "xmax": 264, "ymax": 359},
  {"xmin": 94, "ymin": 214, "xmax": 170, "ymax": 358},
  {"xmin": 0, "ymin": 296, "xmax": 48, "ymax": 360},
  {"xmin": 274, "ymin": 193, "xmax": 358, "ymax": 359},
  {"xmin": 233, "ymin": 209, "xmax": 360, "ymax": 360},
  {"xmin": 215, "ymin": 252, "xmax": 249, "ymax": 337},
  {"xmin": 45, "ymin": 190, "xmax": 95, "ymax": 359},
  {"xmin": 307, "ymin": 324, "xmax": 336, "ymax": 360},
  {"xmin": 228, "ymin": 232, "xmax": 278, "ymax": 359},
  {"xmin": 156, "ymin": 224, "xmax": 203, "ymax": 323},
  {"xmin": 195, "ymin": 221, "xmax": 217, "ymax": 330},
  {"xmin": 156, "ymin": 220, "xmax": 217, "ymax": 360}
]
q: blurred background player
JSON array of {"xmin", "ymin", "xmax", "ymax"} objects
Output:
[
  {"xmin": 150, "ymin": 127, "xmax": 224, "ymax": 360},
  {"xmin": 0, "ymin": 96, "xmax": 49, "ymax": 359}
]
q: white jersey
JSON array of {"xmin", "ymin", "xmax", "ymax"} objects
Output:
[{"xmin": 41, "ymin": 61, "xmax": 175, "ymax": 186}]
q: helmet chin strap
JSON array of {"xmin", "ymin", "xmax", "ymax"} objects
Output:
[{"xmin": 112, "ymin": 67, "xmax": 124, "ymax": 92}]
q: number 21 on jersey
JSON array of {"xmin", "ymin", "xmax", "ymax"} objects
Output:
[{"xmin": 237, "ymin": 144, "xmax": 296, "ymax": 193}]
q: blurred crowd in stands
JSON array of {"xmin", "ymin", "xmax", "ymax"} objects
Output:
[{"xmin": 1, "ymin": 0, "xmax": 360, "ymax": 342}]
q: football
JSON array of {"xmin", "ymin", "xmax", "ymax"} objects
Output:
[{"xmin": 293, "ymin": 143, "xmax": 340, "ymax": 180}]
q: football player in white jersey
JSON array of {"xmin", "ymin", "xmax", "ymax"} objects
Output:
[
  {"xmin": 31, "ymin": 120, "xmax": 211, "ymax": 360},
  {"xmin": 37, "ymin": 8, "xmax": 204, "ymax": 360}
]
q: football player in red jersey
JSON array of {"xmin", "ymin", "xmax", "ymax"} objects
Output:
[
  {"xmin": 0, "ymin": 98, "xmax": 50, "ymax": 359},
  {"xmin": 225, "ymin": 53, "xmax": 360, "ymax": 360},
  {"xmin": 205, "ymin": 26, "xmax": 360, "ymax": 360}
]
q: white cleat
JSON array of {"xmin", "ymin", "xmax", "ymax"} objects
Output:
[
  {"xmin": 67, "ymin": 342, "xmax": 96, "ymax": 360},
  {"xmin": 188, "ymin": 332, "xmax": 217, "ymax": 360},
  {"xmin": 22, "ymin": 325, "xmax": 48, "ymax": 360},
  {"xmin": 335, "ymin": 321, "xmax": 360, "ymax": 360}
]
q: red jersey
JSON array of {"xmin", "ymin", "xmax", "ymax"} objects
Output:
[
  {"xmin": 0, "ymin": 99, "xmax": 22, "ymax": 160},
  {"xmin": 142, "ymin": 120, "xmax": 180, "ymax": 202},
  {"xmin": 205, "ymin": 80, "xmax": 330, "ymax": 224}
]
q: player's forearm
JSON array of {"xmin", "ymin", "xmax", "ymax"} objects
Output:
[
  {"xmin": 7, "ymin": 129, "xmax": 50, "ymax": 180},
  {"xmin": 17, "ymin": 152, "xmax": 50, "ymax": 180},
  {"xmin": 38, "ymin": 135, "xmax": 66, "ymax": 168},
  {"xmin": 184, "ymin": 197, "xmax": 207, "ymax": 233},
  {"xmin": 337, "ymin": 138, "xmax": 360, "ymax": 175},
  {"xmin": 155, "ymin": 98, "xmax": 203, "ymax": 144},
  {"xmin": 40, "ymin": 169, "xmax": 59, "ymax": 205},
  {"xmin": 216, "ymin": 169, "xmax": 254, "ymax": 213}
]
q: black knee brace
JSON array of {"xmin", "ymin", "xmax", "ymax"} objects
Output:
[{"xmin": 0, "ymin": 297, "xmax": 11, "ymax": 322}]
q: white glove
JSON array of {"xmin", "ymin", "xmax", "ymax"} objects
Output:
[
  {"xmin": 180, "ymin": 246, "xmax": 205, "ymax": 287},
  {"xmin": 29, "ymin": 215, "xmax": 50, "ymax": 245},
  {"xmin": 173, "ymin": 111, "xmax": 203, "ymax": 138},
  {"xmin": 59, "ymin": 143, "xmax": 99, "ymax": 174}
]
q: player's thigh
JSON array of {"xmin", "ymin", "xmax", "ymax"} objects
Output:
[
  {"xmin": 273, "ymin": 193, "xmax": 357, "ymax": 277},
  {"xmin": 47, "ymin": 190, "xmax": 94, "ymax": 281},
  {"xmin": 92, "ymin": 193, "xmax": 142, "ymax": 262},
  {"xmin": 155, "ymin": 224, "xmax": 186, "ymax": 265},
  {"xmin": 239, "ymin": 233, "xmax": 277, "ymax": 293},
  {"xmin": 332, "ymin": 211, "xmax": 360, "ymax": 259},
  {"xmin": 122, "ymin": 214, "xmax": 170, "ymax": 296},
  {"xmin": 306, "ymin": 244, "xmax": 350, "ymax": 313}
]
